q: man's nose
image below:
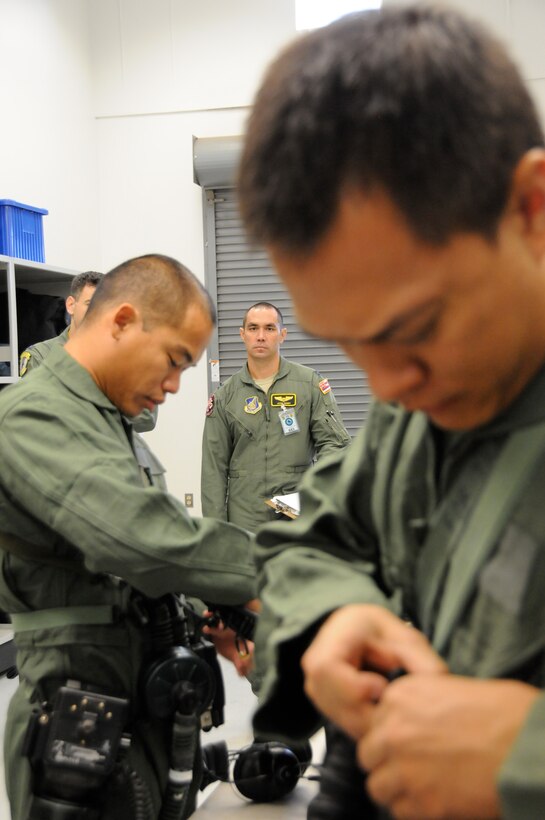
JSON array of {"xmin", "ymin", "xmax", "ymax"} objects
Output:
[
  {"xmin": 163, "ymin": 369, "xmax": 182, "ymax": 395},
  {"xmin": 348, "ymin": 345, "xmax": 428, "ymax": 405},
  {"xmin": 368, "ymin": 356, "xmax": 427, "ymax": 404}
]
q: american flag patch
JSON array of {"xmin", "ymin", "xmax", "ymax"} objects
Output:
[
  {"xmin": 206, "ymin": 394, "xmax": 215, "ymax": 416},
  {"xmin": 318, "ymin": 378, "xmax": 331, "ymax": 394}
]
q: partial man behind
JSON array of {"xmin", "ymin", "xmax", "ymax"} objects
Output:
[
  {"xmin": 0, "ymin": 254, "xmax": 256, "ymax": 820},
  {"xmin": 19, "ymin": 270, "xmax": 102, "ymax": 376},
  {"xmin": 201, "ymin": 301, "xmax": 350, "ymax": 532},
  {"xmin": 238, "ymin": 4, "xmax": 545, "ymax": 819}
]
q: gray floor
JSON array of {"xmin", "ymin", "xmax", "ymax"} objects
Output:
[{"xmin": 0, "ymin": 648, "xmax": 323, "ymax": 819}]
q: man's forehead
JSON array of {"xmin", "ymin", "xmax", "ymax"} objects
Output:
[{"xmin": 245, "ymin": 307, "xmax": 279, "ymax": 323}]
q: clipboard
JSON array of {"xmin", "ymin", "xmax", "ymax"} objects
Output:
[{"xmin": 265, "ymin": 492, "xmax": 301, "ymax": 519}]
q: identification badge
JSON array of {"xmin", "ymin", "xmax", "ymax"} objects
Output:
[{"xmin": 278, "ymin": 407, "xmax": 300, "ymax": 436}]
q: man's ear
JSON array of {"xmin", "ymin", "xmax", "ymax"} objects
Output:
[
  {"xmin": 65, "ymin": 295, "xmax": 76, "ymax": 317},
  {"xmin": 239, "ymin": 326, "xmax": 245, "ymax": 342},
  {"xmin": 279, "ymin": 327, "xmax": 287, "ymax": 345},
  {"xmin": 112, "ymin": 303, "xmax": 138, "ymax": 340},
  {"xmin": 509, "ymin": 149, "xmax": 545, "ymax": 255}
]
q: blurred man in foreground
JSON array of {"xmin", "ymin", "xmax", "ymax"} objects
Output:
[{"xmin": 238, "ymin": 5, "xmax": 545, "ymax": 818}]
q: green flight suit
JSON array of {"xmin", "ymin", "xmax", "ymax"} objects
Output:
[
  {"xmin": 19, "ymin": 325, "xmax": 71, "ymax": 375},
  {"xmin": 0, "ymin": 346, "xmax": 256, "ymax": 820},
  {"xmin": 18, "ymin": 323, "xmax": 161, "ymax": 476},
  {"xmin": 252, "ymin": 362, "xmax": 545, "ymax": 820},
  {"xmin": 201, "ymin": 358, "xmax": 350, "ymax": 532}
]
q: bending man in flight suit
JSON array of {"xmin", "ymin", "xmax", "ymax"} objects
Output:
[
  {"xmin": 201, "ymin": 301, "xmax": 350, "ymax": 532},
  {"xmin": 18, "ymin": 268, "xmax": 163, "ymax": 484},
  {"xmin": 238, "ymin": 6, "xmax": 545, "ymax": 819},
  {"xmin": 0, "ymin": 254, "xmax": 256, "ymax": 820}
]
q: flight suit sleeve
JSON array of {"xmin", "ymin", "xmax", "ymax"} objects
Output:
[
  {"xmin": 19, "ymin": 346, "xmax": 45, "ymax": 377},
  {"xmin": 499, "ymin": 694, "xmax": 545, "ymax": 818},
  {"xmin": 308, "ymin": 371, "xmax": 351, "ymax": 459},
  {"xmin": 201, "ymin": 392, "xmax": 232, "ymax": 521},
  {"xmin": 0, "ymin": 396, "xmax": 257, "ymax": 606},
  {"xmin": 252, "ymin": 417, "xmax": 391, "ymax": 740}
]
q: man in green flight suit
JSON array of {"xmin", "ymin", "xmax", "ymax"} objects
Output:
[
  {"xmin": 237, "ymin": 5, "xmax": 545, "ymax": 819},
  {"xmin": 201, "ymin": 301, "xmax": 350, "ymax": 532},
  {"xmin": 19, "ymin": 270, "xmax": 102, "ymax": 376},
  {"xmin": 0, "ymin": 254, "xmax": 256, "ymax": 820}
]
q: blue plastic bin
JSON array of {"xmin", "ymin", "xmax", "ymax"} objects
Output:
[{"xmin": 0, "ymin": 199, "xmax": 48, "ymax": 262}]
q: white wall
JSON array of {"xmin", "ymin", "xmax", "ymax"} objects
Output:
[
  {"xmin": 3, "ymin": 0, "xmax": 545, "ymax": 510},
  {"xmin": 90, "ymin": 0, "xmax": 297, "ymax": 509},
  {"xmin": 0, "ymin": 0, "xmax": 100, "ymax": 270},
  {"xmin": 384, "ymin": 0, "xmax": 545, "ymax": 110}
]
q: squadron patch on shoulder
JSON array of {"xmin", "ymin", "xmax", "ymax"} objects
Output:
[
  {"xmin": 318, "ymin": 378, "xmax": 331, "ymax": 395},
  {"xmin": 244, "ymin": 395, "xmax": 263, "ymax": 415},
  {"xmin": 205, "ymin": 394, "xmax": 215, "ymax": 416},
  {"xmin": 19, "ymin": 351, "xmax": 32, "ymax": 377}
]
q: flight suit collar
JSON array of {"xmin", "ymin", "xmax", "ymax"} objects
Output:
[
  {"xmin": 57, "ymin": 325, "xmax": 71, "ymax": 343},
  {"xmin": 422, "ymin": 358, "xmax": 545, "ymax": 464},
  {"xmin": 41, "ymin": 345, "xmax": 119, "ymax": 412},
  {"xmin": 469, "ymin": 358, "xmax": 545, "ymax": 441},
  {"xmin": 491, "ymin": 359, "xmax": 545, "ymax": 431},
  {"xmin": 240, "ymin": 357, "xmax": 291, "ymax": 388}
]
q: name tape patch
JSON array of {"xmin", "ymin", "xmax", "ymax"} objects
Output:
[{"xmin": 270, "ymin": 393, "xmax": 296, "ymax": 407}]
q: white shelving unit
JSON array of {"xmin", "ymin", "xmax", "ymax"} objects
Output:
[{"xmin": 0, "ymin": 254, "xmax": 76, "ymax": 384}]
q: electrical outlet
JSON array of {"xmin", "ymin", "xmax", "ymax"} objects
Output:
[{"xmin": 184, "ymin": 493, "xmax": 194, "ymax": 508}]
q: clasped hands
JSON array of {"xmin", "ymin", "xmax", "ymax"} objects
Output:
[{"xmin": 301, "ymin": 604, "xmax": 540, "ymax": 820}]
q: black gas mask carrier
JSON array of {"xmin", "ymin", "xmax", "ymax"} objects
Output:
[{"xmin": 21, "ymin": 594, "xmax": 235, "ymax": 820}]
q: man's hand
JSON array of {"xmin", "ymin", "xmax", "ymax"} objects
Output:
[
  {"xmin": 358, "ymin": 675, "xmax": 540, "ymax": 819},
  {"xmin": 301, "ymin": 604, "xmax": 447, "ymax": 739},
  {"xmin": 202, "ymin": 612, "xmax": 254, "ymax": 677}
]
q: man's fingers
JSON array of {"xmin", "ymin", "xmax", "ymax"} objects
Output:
[
  {"xmin": 302, "ymin": 662, "xmax": 389, "ymax": 738},
  {"xmin": 365, "ymin": 634, "xmax": 448, "ymax": 677},
  {"xmin": 303, "ymin": 606, "xmax": 446, "ymax": 677}
]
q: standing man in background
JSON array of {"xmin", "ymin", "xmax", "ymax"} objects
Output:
[
  {"xmin": 237, "ymin": 4, "xmax": 545, "ymax": 818},
  {"xmin": 201, "ymin": 301, "xmax": 350, "ymax": 532},
  {"xmin": 19, "ymin": 270, "xmax": 102, "ymax": 376}
]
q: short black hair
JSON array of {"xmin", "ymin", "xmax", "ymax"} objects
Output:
[
  {"xmin": 85, "ymin": 254, "xmax": 216, "ymax": 328},
  {"xmin": 239, "ymin": 4, "xmax": 544, "ymax": 253},
  {"xmin": 71, "ymin": 271, "xmax": 103, "ymax": 299},
  {"xmin": 242, "ymin": 302, "xmax": 284, "ymax": 327}
]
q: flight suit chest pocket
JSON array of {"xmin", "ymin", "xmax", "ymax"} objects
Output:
[
  {"xmin": 446, "ymin": 523, "xmax": 545, "ymax": 683},
  {"xmin": 227, "ymin": 408, "xmax": 255, "ymax": 440}
]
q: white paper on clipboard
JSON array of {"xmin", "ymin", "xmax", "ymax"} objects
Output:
[{"xmin": 265, "ymin": 492, "xmax": 301, "ymax": 519}]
